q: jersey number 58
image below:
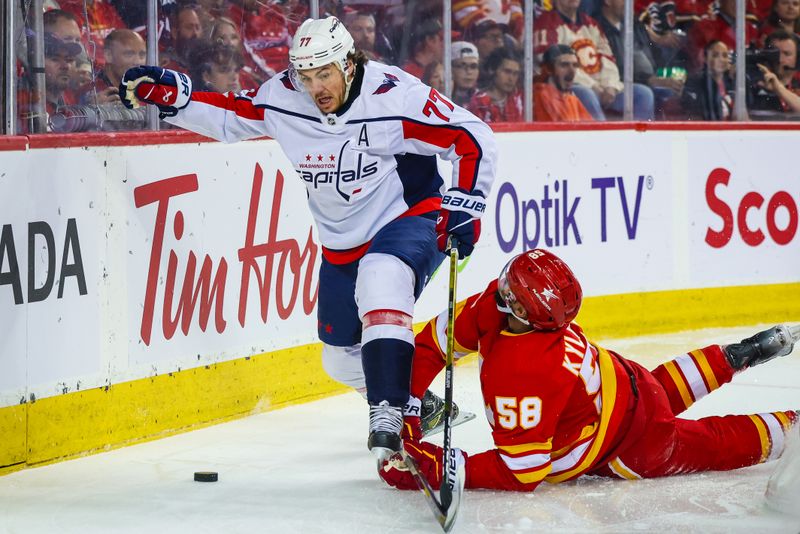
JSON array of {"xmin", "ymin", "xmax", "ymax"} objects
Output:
[{"xmin": 495, "ymin": 396, "xmax": 542, "ymax": 430}]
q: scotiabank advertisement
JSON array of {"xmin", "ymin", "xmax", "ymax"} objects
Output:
[
  {"xmin": 1, "ymin": 128, "xmax": 799, "ymax": 404},
  {"xmin": 687, "ymin": 132, "xmax": 799, "ymax": 287}
]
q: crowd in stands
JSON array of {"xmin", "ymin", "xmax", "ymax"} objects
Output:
[{"xmin": 14, "ymin": 0, "xmax": 800, "ymax": 132}]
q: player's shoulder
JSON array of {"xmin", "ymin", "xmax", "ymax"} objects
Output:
[{"xmin": 360, "ymin": 61, "xmax": 427, "ymax": 107}]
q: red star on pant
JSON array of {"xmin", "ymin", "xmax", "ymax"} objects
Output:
[{"xmin": 324, "ymin": 323, "xmax": 333, "ymax": 334}]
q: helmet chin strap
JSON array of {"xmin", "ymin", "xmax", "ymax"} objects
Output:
[
  {"xmin": 338, "ymin": 60, "xmax": 355, "ymax": 104},
  {"xmin": 495, "ymin": 293, "xmax": 531, "ymax": 326}
]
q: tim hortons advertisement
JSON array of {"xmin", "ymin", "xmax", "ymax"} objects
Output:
[{"xmin": 123, "ymin": 142, "xmax": 321, "ymax": 369}]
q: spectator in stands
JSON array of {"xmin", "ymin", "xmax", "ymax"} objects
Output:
[
  {"xmin": 209, "ymin": 17, "xmax": 267, "ymax": 89},
  {"xmin": 681, "ymin": 40, "xmax": 735, "ymax": 119},
  {"xmin": 227, "ymin": 0, "xmax": 292, "ymax": 77},
  {"xmin": 83, "ymin": 29, "xmax": 146, "ymax": 105},
  {"xmin": 467, "ymin": 19, "xmax": 507, "ymax": 71},
  {"xmin": 189, "ymin": 41, "xmax": 244, "ymax": 93},
  {"xmin": 422, "ymin": 60, "xmax": 445, "ymax": 93},
  {"xmin": 687, "ymin": 0, "xmax": 758, "ymax": 71},
  {"xmin": 402, "ymin": 19, "xmax": 444, "ymax": 78},
  {"xmin": 345, "ymin": 11, "xmax": 383, "ymax": 61},
  {"xmin": 768, "ymin": 30, "xmax": 800, "ymax": 91},
  {"xmin": 535, "ymin": 0, "xmax": 654, "ymax": 120},
  {"xmin": 759, "ymin": 0, "xmax": 800, "ymax": 44},
  {"xmin": 534, "ymin": 45, "xmax": 594, "ymax": 121},
  {"xmin": 163, "ymin": 5, "xmax": 204, "ymax": 71},
  {"xmin": 17, "ymin": 32, "xmax": 83, "ymax": 134},
  {"xmin": 454, "ymin": 0, "xmax": 524, "ymax": 43},
  {"xmin": 43, "ymin": 9, "xmax": 83, "ymax": 47},
  {"xmin": 757, "ymin": 63, "xmax": 800, "ymax": 111},
  {"xmin": 44, "ymin": 33, "xmax": 82, "ymax": 117},
  {"xmin": 467, "ymin": 47, "xmax": 523, "ymax": 122},
  {"xmin": 597, "ymin": 0, "xmax": 683, "ymax": 116},
  {"xmin": 451, "ymin": 41, "xmax": 481, "ymax": 106},
  {"xmin": 43, "ymin": 10, "xmax": 85, "ymax": 101},
  {"xmin": 58, "ymin": 0, "xmax": 126, "ymax": 46},
  {"xmin": 750, "ymin": 31, "xmax": 800, "ymax": 112}
]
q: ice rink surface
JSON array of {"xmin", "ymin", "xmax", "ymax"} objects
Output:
[{"xmin": 1, "ymin": 325, "xmax": 799, "ymax": 534}]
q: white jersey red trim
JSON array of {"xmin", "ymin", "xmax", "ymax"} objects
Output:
[{"xmin": 166, "ymin": 61, "xmax": 498, "ymax": 256}]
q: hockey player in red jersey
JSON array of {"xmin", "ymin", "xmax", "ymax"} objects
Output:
[
  {"xmin": 118, "ymin": 17, "xmax": 497, "ymax": 464},
  {"xmin": 381, "ymin": 249, "xmax": 799, "ymax": 491}
]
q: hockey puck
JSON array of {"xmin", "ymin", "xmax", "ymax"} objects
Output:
[{"xmin": 194, "ymin": 471, "xmax": 218, "ymax": 482}]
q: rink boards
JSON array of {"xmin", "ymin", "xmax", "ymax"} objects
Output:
[{"xmin": 1, "ymin": 125, "xmax": 799, "ymax": 473}]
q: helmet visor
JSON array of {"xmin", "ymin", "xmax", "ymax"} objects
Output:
[{"xmin": 497, "ymin": 260, "xmax": 530, "ymax": 325}]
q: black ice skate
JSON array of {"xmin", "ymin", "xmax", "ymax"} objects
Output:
[
  {"xmin": 421, "ymin": 389, "xmax": 450, "ymax": 435},
  {"xmin": 367, "ymin": 400, "xmax": 403, "ymax": 463},
  {"xmin": 724, "ymin": 324, "xmax": 800, "ymax": 370},
  {"xmin": 421, "ymin": 390, "xmax": 477, "ymax": 437}
]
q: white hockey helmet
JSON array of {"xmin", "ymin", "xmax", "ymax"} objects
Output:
[{"xmin": 289, "ymin": 16, "xmax": 355, "ymax": 72}]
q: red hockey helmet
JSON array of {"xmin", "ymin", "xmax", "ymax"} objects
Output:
[{"xmin": 497, "ymin": 249, "xmax": 583, "ymax": 330}]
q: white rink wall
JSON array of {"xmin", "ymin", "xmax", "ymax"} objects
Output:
[
  {"xmin": 0, "ymin": 131, "xmax": 800, "ymax": 405},
  {"xmin": 1, "ymin": 127, "xmax": 799, "ymax": 407}
]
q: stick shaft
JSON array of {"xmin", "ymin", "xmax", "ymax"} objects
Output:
[{"xmin": 439, "ymin": 242, "xmax": 459, "ymax": 508}]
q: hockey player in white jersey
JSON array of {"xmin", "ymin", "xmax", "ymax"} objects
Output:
[{"xmin": 119, "ymin": 16, "xmax": 498, "ymax": 462}]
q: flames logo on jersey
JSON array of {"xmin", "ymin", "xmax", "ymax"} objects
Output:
[
  {"xmin": 572, "ymin": 39, "xmax": 601, "ymax": 74},
  {"xmin": 373, "ymin": 73, "xmax": 399, "ymax": 95}
]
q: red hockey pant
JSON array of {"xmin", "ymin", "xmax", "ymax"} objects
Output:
[{"xmin": 597, "ymin": 345, "xmax": 796, "ymax": 479}]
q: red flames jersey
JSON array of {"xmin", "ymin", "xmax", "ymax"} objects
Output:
[
  {"xmin": 411, "ymin": 280, "xmax": 636, "ymax": 491},
  {"xmin": 534, "ymin": 9, "xmax": 624, "ymax": 92}
]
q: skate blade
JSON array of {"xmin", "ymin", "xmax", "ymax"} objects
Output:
[
  {"xmin": 424, "ymin": 411, "xmax": 477, "ymax": 437},
  {"xmin": 788, "ymin": 324, "xmax": 800, "ymax": 344},
  {"xmin": 370, "ymin": 446, "xmax": 398, "ymax": 465}
]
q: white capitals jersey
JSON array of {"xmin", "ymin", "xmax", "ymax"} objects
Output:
[{"xmin": 166, "ymin": 61, "xmax": 498, "ymax": 259}]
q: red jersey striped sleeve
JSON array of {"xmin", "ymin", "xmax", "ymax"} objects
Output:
[{"xmin": 409, "ymin": 288, "xmax": 488, "ymax": 398}]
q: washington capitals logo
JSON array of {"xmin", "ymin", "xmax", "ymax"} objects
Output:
[
  {"xmin": 280, "ymin": 72, "xmax": 298, "ymax": 91},
  {"xmin": 373, "ymin": 73, "xmax": 399, "ymax": 95}
]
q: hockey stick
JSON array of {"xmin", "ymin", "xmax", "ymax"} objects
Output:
[
  {"xmin": 402, "ymin": 239, "xmax": 465, "ymax": 533},
  {"xmin": 439, "ymin": 239, "xmax": 460, "ymax": 509}
]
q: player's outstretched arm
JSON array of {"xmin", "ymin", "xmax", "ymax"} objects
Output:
[{"xmin": 119, "ymin": 66, "xmax": 273, "ymax": 143}]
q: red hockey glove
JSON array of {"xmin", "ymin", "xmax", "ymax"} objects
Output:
[
  {"xmin": 119, "ymin": 66, "xmax": 193, "ymax": 118},
  {"xmin": 379, "ymin": 441, "xmax": 467, "ymax": 490},
  {"xmin": 436, "ymin": 188, "xmax": 486, "ymax": 259}
]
